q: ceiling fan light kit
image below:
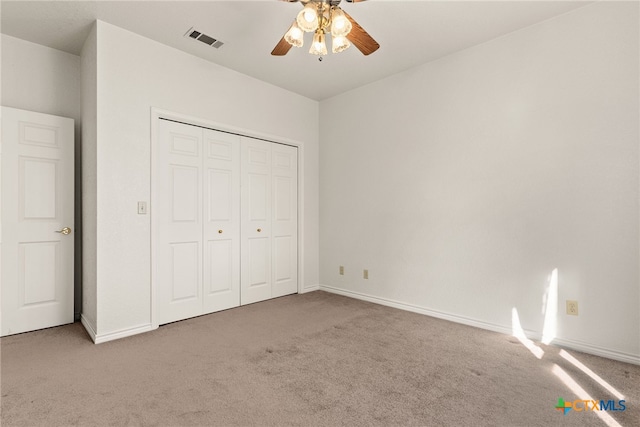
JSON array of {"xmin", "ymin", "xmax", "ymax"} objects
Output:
[
  {"xmin": 297, "ymin": 3, "xmax": 320, "ymax": 32},
  {"xmin": 272, "ymin": 0, "xmax": 379, "ymax": 57},
  {"xmin": 330, "ymin": 8, "xmax": 352, "ymax": 37},
  {"xmin": 284, "ymin": 21, "xmax": 304, "ymax": 47},
  {"xmin": 310, "ymin": 31, "xmax": 328, "ymax": 55},
  {"xmin": 331, "ymin": 34, "xmax": 351, "ymax": 53}
]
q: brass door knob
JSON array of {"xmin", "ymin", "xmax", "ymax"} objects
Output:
[
  {"xmin": 257, "ymin": 228, "xmax": 262, "ymax": 232},
  {"xmin": 218, "ymin": 230, "xmax": 223, "ymax": 234},
  {"xmin": 55, "ymin": 227, "xmax": 72, "ymax": 235}
]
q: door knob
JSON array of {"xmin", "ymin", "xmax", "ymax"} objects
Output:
[
  {"xmin": 55, "ymin": 227, "xmax": 72, "ymax": 235},
  {"xmin": 257, "ymin": 228, "xmax": 262, "ymax": 232},
  {"xmin": 218, "ymin": 230, "xmax": 223, "ymax": 234}
]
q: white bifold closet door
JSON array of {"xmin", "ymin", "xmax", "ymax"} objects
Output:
[
  {"xmin": 157, "ymin": 119, "xmax": 297, "ymax": 325},
  {"xmin": 157, "ymin": 119, "xmax": 241, "ymax": 325},
  {"xmin": 241, "ymin": 139, "xmax": 298, "ymax": 305}
]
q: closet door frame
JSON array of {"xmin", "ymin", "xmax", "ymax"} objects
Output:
[{"xmin": 150, "ymin": 108, "xmax": 305, "ymax": 329}]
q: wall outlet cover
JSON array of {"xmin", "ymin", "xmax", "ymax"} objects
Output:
[{"xmin": 566, "ymin": 300, "xmax": 579, "ymax": 316}]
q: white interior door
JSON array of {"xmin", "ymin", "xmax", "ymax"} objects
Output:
[
  {"xmin": 157, "ymin": 120, "xmax": 204, "ymax": 324},
  {"xmin": 1, "ymin": 106, "xmax": 74, "ymax": 336},
  {"xmin": 202, "ymin": 129, "xmax": 240, "ymax": 314},
  {"xmin": 241, "ymin": 139, "xmax": 272, "ymax": 305}
]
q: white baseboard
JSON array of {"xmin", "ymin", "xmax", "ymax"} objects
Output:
[
  {"xmin": 81, "ymin": 315, "xmax": 156, "ymax": 344},
  {"xmin": 319, "ymin": 285, "xmax": 640, "ymax": 366},
  {"xmin": 300, "ymin": 284, "xmax": 320, "ymax": 293},
  {"xmin": 551, "ymin": 337, "xmax": 640, "ymax": 366},
  {"xmin": 80, "ymin": 314, "xmax": 98, "ymax": 342}
]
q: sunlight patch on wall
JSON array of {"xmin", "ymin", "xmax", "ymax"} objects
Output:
[
  {"xmin": 511, "ymin": 307, "xmax": 544, "ymax": 359},
  {"xmin": 541, "ymin": 268, "xmax": 558, "ymax": 345}
]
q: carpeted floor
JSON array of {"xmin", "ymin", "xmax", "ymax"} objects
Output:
[{"xmin": 1, "ymin": 291, "xmax": 638, "ymax": 426}]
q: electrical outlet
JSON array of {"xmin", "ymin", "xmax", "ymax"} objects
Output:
[
  {"xmin": 363, "ymin": 269, "xmax": 368, "ymax": 279},
  {"xmin": 339, "ymin": 266, "xmax": 344, "ymax": 275},
  {"xmin": 566, "ymin": 300, "xmax": 578, "ymax": 316}
]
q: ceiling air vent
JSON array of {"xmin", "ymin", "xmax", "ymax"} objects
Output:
[{"xmin": 185, "ymin": 27, "xmax": 224, "ymax": 49}]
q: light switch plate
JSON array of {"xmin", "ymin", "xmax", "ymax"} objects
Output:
[{"xmin": 138, "ymin": 201, "xmax": 147, "ymax": 214}]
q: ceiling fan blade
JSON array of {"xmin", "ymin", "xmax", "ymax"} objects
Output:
[
  {"xmin": 343, "ymin": 11, "xmax": 379, "ymax": 56},
  {"xmin": 271, "ymin": 36, "xmax": 293, "ymax": 56}
]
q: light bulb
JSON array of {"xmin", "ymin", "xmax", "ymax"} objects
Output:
[
  {"xmin": 303, "ymin": 8, "xmax": 316, "ymax": 23},
  {"xmin": 330, "ymin": 8, "xmax": 352, "ymax": 37},
  {"xmin": 296, "ymin": 4, "xmax": 318, "ymax": 32},
  {"xmin": 309, "ymin": 31, "xmax": 327, "ymax": 56},
  {"xmin": 331, "ymin": 35, "xmax": 351, "ymax": 53},
  {"xmin": 284, "ymin": 21, "xmax": 304, "ymax": 47}
]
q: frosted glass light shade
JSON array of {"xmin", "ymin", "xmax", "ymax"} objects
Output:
[
  {"xmin": 284, "ymin": 21, "xmax": 304, "ymax": 47},
  {"xmin": 297, "ymin": 4, "xmax": 319, "ymax": 32},
  {"xmin": 331, "ymin": 35, "xmax": 351, "ymax": 53},
  {"xmin": 309, "ymin": 31, "xmax": 327, "ymax": 56},
  {"xmin": 330, "ymin": 8, "xmax": 352, "ymax": 37}
]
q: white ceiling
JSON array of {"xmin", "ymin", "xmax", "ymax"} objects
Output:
[{"xmin": 1, "ymin": 0, "xmax": 592, "ymax": 100}]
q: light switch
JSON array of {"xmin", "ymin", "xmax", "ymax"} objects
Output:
[{"xmin": 137, "ymin": 201, "xmax": 147, "ymax": 214}]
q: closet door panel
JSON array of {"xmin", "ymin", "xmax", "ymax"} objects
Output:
[
  {"xmin": 170, "ymin": 242, "xmax": 200, "ymax": 301},
  {"xmin": 158, "ymin": 120, "xmax": 203, "ymax": 324},
  {"xmin": 203, "ymin": 129, "xmax": 241, "ymax": 313},
  {"xmin": 271, "ymin": 144, "xmax": 298, "ymax": 298},
  {"xmin": 274, "ymin": 236, "xmax": 293, "ymax": 283},
  {"xmin": 248, "ymin": 173, "xmax": 269, "ymax": 221},
  {"xmin": 248, "ymin": 237, "xmax": 270, "ymax": 286},
  {"xmin": 241, "ymin": 139, "xmax": 272, "ymax": 305},
  {"xmin": 206, "ymin": 239, "xmax": 233, "ymax": 293}
]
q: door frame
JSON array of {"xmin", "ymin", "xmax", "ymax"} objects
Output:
[{"xmin": 150, "ymin": 108, "xmax": 305, "ymax": 329}]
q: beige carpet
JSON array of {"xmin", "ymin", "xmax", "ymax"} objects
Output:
[{"xmin": 1, "ymin": 291, "xmax": 638, "ymax": 426}]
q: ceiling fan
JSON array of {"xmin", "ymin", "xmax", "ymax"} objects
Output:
[{"xmin": 271, "ymin": 0, "xmax": 379, "ymax": 57}]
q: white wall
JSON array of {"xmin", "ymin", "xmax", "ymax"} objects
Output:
[
  {"xmin": 84, "ymin": 21, "xmax": 319, "ymax": 339},
  {"xmin": 1, "ymin": 34, "xmax": 83, "ymax": 320},
  {"xmin": 1, "ymin": 35, "xmax": 80, "ymax": 120},
  {"xmin": 80, "ymin": 25, "xmax": 98, "ymax": 332},
  {"xmin": 319, "ymin": 1, "xmax": 639, "ymax": 363}
]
